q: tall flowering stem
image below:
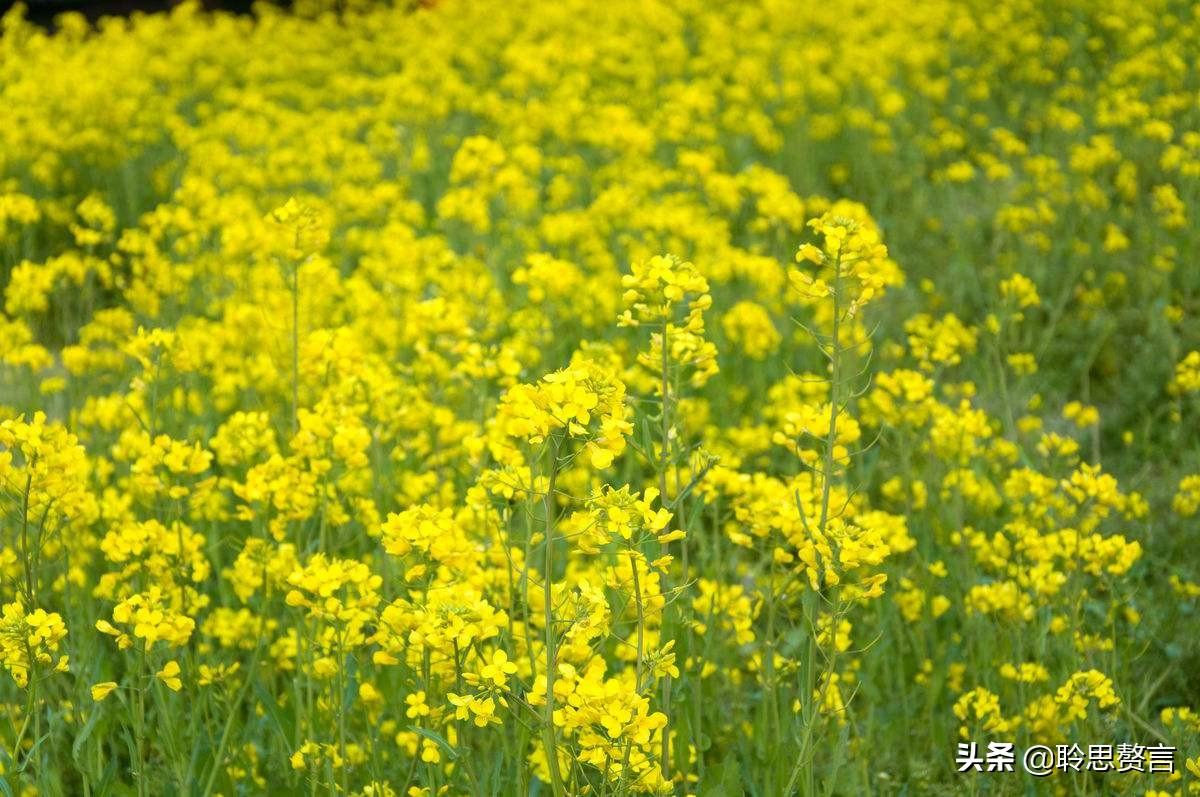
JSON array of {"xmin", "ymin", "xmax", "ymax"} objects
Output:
[
  {"xmin": 781, "ymin": 210, "xmax": 900, "ymax": 795},
  {"xmin": 619, "ymin": 254, "xmax": 716, "ymax": 780},
  {"xmin": 493, "ymin": 362, "xmax": 632, "ymax": 794}
]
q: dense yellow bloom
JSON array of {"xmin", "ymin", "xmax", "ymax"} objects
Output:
[
  {"xmin": 100, "ymin": 588, "xmax": 196, "ymax": 651},
  {"xmin": 1170, "ymin": 351, "xmax": 1200, "ymax": 395},
  {"xmin": 1173, "ymin": 475, "xmax": 1200, "ymax": 517},
  {"xmin": 0, "ymin": 412, "xmax": 97, "ymax": 534},
  {"xmin": 953, "ymin": 688, "xmax": 1018, "ymax": 739},
  {"xmin": 721, "ymin": 300, "xmax": 780, "ymax": 360},
  {"xmin": 0, "ymin": 601, "xmax": 69, "ymax": 688},
  {"xmin": 620, "ymin": 254, "xmax": 719, "ymax": 389},
  {"xmin": 494, "ymin": 361, "xmax": 632, "ymax": 468},
  {"xmin": 0, "ymin": 0, "xmax": 1191, "ymax": 792},
  {"xmin": 792, "ymin": 208, "xmax": 902, "ymax": 316},
  {"xmin": 904, "ymin": 313, "xmax": 978, "ymax": 370},
  {"xmin": 999, "ymin": 273, "xmax": 1040, "ymax": 309}
]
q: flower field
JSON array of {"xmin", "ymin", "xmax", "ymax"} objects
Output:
[{"xmin": 1, "ymin": 0, "xmax": 1199, "ymax": 793}]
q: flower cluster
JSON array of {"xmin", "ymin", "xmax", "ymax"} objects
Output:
[{"xmin": 0, "ymin": 601, "xmax": 69, "ymax": 688}]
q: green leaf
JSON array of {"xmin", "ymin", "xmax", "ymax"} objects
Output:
[
  {"xmin": 699, "ymin": 759, "xmax": 743, "ymax": 797},
  {"xmin": 251, "ymin": 679, "xmax": 293, "ymax": 750},
  {"xmin": 72, "ymin": 709, "xmax": 103, "ymax": 769},
  {"xmin": 17, "ymin": 732, "xmax": 52, "ymax": 773}
]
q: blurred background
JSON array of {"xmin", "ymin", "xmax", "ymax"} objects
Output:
[{"xmin": 3, "ymin": 0, "xmax": 278, "ymax": 25}]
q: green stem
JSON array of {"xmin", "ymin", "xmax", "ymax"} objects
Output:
[
  {"xmin": 541, "ymin": 438, "xmax": 566, "ymax": 797},
  {"xmin": 134, "ymin": 650, "xmax": 148, "ymax": 797},
  {"xmin": 658, "ymin": 321, "xmax": 673, "ymax": 781},
  {"xmin": 201, "ymin": 634, "xmax": 266, "ymax": 797},
  {"xmin": 789, "ymin": 253, "xmax": 844, "ymax": 797}
]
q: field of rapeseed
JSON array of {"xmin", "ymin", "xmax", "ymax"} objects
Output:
[{"xmin": 1, "ymin": 0, "xmax": 1199, "ymax": 794}]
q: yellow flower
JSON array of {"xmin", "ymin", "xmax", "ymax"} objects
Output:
[
  {"xmin": 478, "ymin": 649, "xmax": 518, "ymax": 688},
  {"xmin": 447, "ymin": 692, "xmax": 472, "ymax": 722},
  {"xmin": 156, "ymin": 660, "xmax": 182, "ymax": 692},
  {"xmin": 197, "ymin": 663, "xmax": 240, "ymax": 686},
  {"xmin": 359, "ymin": 682, "xmax": 383, "ymax": 706},
  {"xmin": 91, "ymin": 681, "xmax": 119, "ymax": 701},
  {"xmin": 405, "ymin": 691, "xmax": 430, "ymax": 719}
]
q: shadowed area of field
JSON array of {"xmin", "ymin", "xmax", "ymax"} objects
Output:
[{"xmin": 6, "ymin": 0, "xmax": 279, "ymax": 25}]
